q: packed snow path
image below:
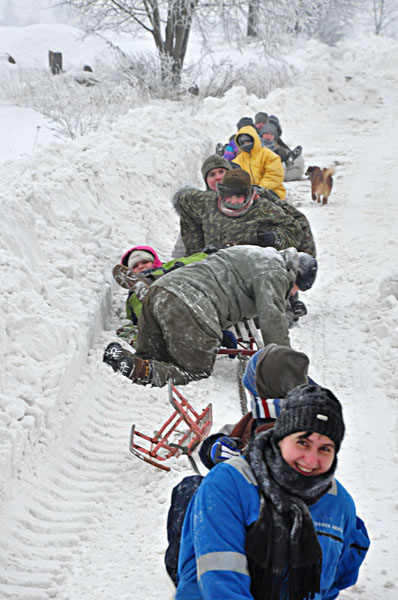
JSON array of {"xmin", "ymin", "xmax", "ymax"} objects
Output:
[{"xmin": 1, "ymin": 40, "xmax": 398, "ymax": 600}]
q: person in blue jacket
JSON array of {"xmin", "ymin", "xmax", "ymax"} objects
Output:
[
  {"xmin": 176, "ymin": 384, "xmax": 370, "ymax": 600},
  {"xmin": 165, "ymin": 343, "xmax": 310, "ymax": 587}
]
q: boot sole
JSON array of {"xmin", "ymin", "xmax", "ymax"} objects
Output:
[{"xmin": 113, "ymin": 264, "xmax": 151, "ymax": 290}]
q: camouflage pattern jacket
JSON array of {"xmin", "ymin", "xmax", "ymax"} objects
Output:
[
  {"xmin": 176, "ymin": 188, "xmax": 302, "ymax": 256},
  {"xmin": 256, "ymin": 188, "xmax": 316, "ymax": 257},
  {"xmin": 152, "ymin": 245, "xmax": 298, "ymax": 348}
]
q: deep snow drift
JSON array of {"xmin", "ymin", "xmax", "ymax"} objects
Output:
[{"xmin": 0, "ymin": 25, "xmax": 397, "ymax": 600}]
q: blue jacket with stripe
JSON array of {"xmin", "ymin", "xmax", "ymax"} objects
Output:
[{"xmin": 175, "ymin": 456, "xmax": 369, "ymax": 600}]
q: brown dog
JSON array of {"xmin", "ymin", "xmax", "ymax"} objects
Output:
[{"xmin": 305, "ymin": 166, "xmax": 336, "ymax": 205}]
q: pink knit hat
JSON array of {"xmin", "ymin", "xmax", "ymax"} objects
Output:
[{"xmin": 120, "ymin": 245, "xmax": 162, "ymax": 269}]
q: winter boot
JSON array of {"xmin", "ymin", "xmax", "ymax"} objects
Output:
[
  {"xmin": 292, "ymin": 145, "xmax": 302, "ymax": 158},
  {"xmin": 112, "ymin": 264, "xmax": 151, "ymax": 301},
  {"xmin": 103, "ymin": 341, "xmax": 134, "ymax": 371},
  {"xmin": 118, "ymin": 355, "xmax": 153, "ymax": 385}
]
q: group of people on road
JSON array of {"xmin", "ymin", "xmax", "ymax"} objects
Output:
[
  {"xmin": 101, "ymin": 112, "xmax": 370, "ymax": 599},
  {"xmin": 218, "ymin": 112, "xmax": 305, "ymax": 182},
  {"xmin": 103, "ymin": 148, "xmax": 317, "ymax": 387}
]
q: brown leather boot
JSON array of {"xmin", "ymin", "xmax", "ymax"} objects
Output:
[{"xmin": 118, "ymin": 355, "xmax": 152, "ymax": 385}]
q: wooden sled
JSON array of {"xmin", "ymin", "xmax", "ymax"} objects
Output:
[{"xmin": 129, "ymin": 380, "xmax": 212, "ymax": 472}]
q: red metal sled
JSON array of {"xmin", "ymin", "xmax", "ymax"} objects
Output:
[
  {"xmin": 218, "ymin": 319, "xmax": 263, "ymax": 358},
  {"xmin": 129, "ymin": 381, "xmax": 213, "ymax": 472}
]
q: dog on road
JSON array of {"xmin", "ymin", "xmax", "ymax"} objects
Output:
[{"xmin": 305, "ymin": 166, "xmax": 336, "ymax": 205}]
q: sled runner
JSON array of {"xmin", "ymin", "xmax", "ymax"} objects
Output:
[
  {"xmin": 218, "ymin": 319, "xmax": 264, "ymax": 415},
  {"xmin": 129, "ymin": 380, "xmax": 212, "ymax": 472}
]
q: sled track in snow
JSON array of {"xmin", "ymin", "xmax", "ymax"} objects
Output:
[{"xmin": 0, "ymin": 352, "xmax": 140, "ymax": 599}]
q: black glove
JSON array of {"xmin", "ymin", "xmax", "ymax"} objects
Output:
[
  {"xmin": 202, "ymin": 243, "xmax": 228, "ymax": 255},
  {"xmin": 257, "ymin": 230, "xmax": 277, "ymax": 247},
  {"xmin": 202, "ymin": 241, "xmax": 238, "ymax": 255}
]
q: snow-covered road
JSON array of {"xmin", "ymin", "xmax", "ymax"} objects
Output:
[{"xmin": 0, "ymin": 34, "xmax": 397, "ymax": 600}]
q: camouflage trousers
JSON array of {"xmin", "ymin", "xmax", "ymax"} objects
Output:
[{"xmin": 135, "ymin": 287, "xmax": 221, "ymax": 387}]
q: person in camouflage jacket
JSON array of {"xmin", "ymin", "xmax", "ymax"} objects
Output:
[
  {"xmin": 108, "ymin": 246, "xmax": 317, "ymax": 387},
  {"xmin": 175, "ymin": 165, "xmax": 303, "ymax": 256},
  {"xmin": 256, "ymin": 187, "xmax": 316, "ymax": 257}
]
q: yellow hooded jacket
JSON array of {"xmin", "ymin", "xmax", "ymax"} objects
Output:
[{"xmin": 233, "ymin": 125, "xmax": 286, "ymax": 200}]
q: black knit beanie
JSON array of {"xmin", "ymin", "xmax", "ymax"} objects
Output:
[
  {"xmin": 237, "ymin": 116, "xmax": 254, "ymax": 130},
  {"xmin": 273, "ymin": 384, "xmax": 345, "ymax": 452}
]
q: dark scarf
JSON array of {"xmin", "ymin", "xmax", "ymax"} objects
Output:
[{"xmin": 245, "ymin": 429, "xmax": 337, "ymax": 600}]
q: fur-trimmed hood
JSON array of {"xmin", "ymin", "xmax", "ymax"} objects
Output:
[{"xmin": 171, "ymin": 184, "xmax": 202, "ymax": 215}]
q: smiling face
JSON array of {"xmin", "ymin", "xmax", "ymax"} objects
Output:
[
  {"xmin": 206, "ymin": 167, "xmax": 228, "ymax": 191},
  {"xmin": 278, "ymin": 431, "xmax": 335, "ymax": 476}
]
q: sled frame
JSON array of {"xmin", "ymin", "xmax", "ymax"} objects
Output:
[
  {"xmin": 218, "ymin": 319, "xmax": 264, "ymax": 415},
  {"xmin": 218, "ymin": 319, "xmax": 264, "ymax": 357},
  {"xmin": 129, "ymin": 381, "xmax": 212, "ymax": 472}
]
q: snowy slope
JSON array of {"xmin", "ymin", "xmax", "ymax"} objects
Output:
[{"xmin": 0, "ymin": 27, "xmax": 397, "ymax": 600}]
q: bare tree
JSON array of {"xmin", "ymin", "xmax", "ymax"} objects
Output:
[
  {"xmin": 59, "ymin": 0, "xmax": 302, "ymax": 88},
  {"xmin": 372, "ymin": 0, "xmax": 398, "ymax": 34},
  {"xmin": 247, "ymin": 0, "xmax": 259, "ymax": 37},
  {"xmin": 59, "ymin": 0, "xmax": 199, "ymax": 87},
  {"xmin": 293, "ymin": 0, "xmax": 361, "ymax": 44}
]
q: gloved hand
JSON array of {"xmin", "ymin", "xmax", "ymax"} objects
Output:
[
  {"xmin": 210, "ymin": 436, "xmax": 242, "ymax": 464},
  {"xmin": 116, "ymin": 324, "xmax": 138, "ymax": 346},
  {"xmin": 201, "ymin": 242, "xmax": 238, "ymax": 254},
  {"xmin": 215, "ymin": 142, "xmax": 225, "ymax": 156},
  {"xmin": 253, "ymin": 185, "xmax": 265, "ymax": 195},
  {"xmin": 221, "ymin": 330, "xmax": 238, "ymax": 359},
  {"xmin": 257, "ymin": 230, "xmax": 277, "ymax": 247}
]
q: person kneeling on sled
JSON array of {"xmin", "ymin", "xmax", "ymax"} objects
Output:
[
  {"xmin": 104, "ymin": 245, "xmax": 317, "ymax": 387},
  {"xmin": 175, "ymin": 383, "xmax": 370, "ymax": 599},
  {"xmin": 105, "ymin": 244, "xmax": 239, "ymax": 370},
  {"xmin": 112, "ymin": 244, "xmax": 208, "ymax": 345}
]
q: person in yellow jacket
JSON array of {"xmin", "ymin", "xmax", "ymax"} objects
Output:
[{"xmin": 233, "ymin": 124, "xmax": 286, "ymax": 200}]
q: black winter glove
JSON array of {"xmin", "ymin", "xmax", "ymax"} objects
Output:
[
  {"xmin": 202, "ymin": 242, "xmax": 238, "ymax": 255},
  {"xmin": 202, "ymin": 243, "xmax": 228, "ymax": 255},
  {"xmin": 257, "ymin": 230, "xmax": 277, "ymax": 248}
]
